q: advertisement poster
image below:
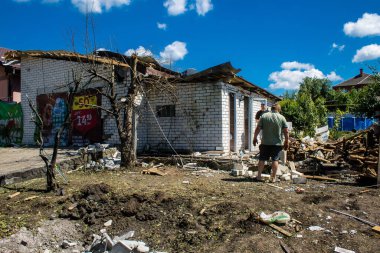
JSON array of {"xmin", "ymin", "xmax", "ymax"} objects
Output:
[
  {"xmin": 36, "ymin": 89, "xmax": 102, "ymax": 146},
  {"xmin": 71, "ymin": 90, "xmax": 102, "ymax": 145},
  {"xmin": 36, "ymin": 92, "xmax": 68, "ymax": 146}
]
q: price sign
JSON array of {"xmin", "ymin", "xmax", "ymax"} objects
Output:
[{"xmin": 73, "ymin": 95, "xmax": 97, "ymax": 111}]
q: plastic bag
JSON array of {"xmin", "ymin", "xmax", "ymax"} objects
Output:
[{"xmin": 259, "ymin": 211, "xmax": 291, "ymax": 224}]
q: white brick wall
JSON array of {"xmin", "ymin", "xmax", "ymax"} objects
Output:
[
  {"xmin": 21, "ymin": 57, "xmax": 277, "ymax": 154},
  {"xmin": 138, "ymin": 82, "xmax": 224, "ymax": 152},
  {"xmin": 20, "ymin": 57, "xmax": 129, "ymax": 145}
]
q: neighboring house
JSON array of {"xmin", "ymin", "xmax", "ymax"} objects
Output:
[
  {"xmin": 333, "ymin": 69, "xmax": 373, "ymax": 91},
  {"xmin": 6, "ymin": 49, "xmax": 280, "ymax": 153},
  {"xmin": 0, "ymin": 48, "xmax": 21, "ymax": 102}
]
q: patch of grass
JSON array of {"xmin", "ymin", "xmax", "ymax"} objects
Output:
[{"xmin": 0, "ymin": 213, "xmax": 28, "ymax": 237}]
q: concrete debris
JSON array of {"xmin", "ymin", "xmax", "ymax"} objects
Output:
[
  {"xmin": 61, "ymin": 240, "xmax": 77, "ymax": 249},
  {"xmin": 183, "ymin": 162, "xmax": 208, "ymax": 170},
  {"xmin": 87, "ymin": 230, "xmax": 166, "ymax": 253},
  {"xmin": 308, "ymin": 226, "xmax": 325, "ymax": 231},
  {"xmin": 334, "ymin": 246, "xmax": 356, "ymax": 253},
  {"xmin": 104, "ymin": 220, "xmax": 113, "ymax": 227},
  {"xmin": 79, "ymin": 143, "xmax": 121, "ymax": 170}
]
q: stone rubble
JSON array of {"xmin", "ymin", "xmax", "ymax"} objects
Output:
[
  {"xmin": 87, "ymin": 229, "xmax": 167, "ymax": 253},
  {"xmin": 77, "ymin": 143, "xmax": 121, "ymax": 170}
]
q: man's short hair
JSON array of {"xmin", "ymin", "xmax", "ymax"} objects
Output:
[{"xmin": 271, "ymin": 103, "xmax": 281, "ymax": 112}]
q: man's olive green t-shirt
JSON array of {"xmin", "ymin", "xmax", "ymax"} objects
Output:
[{"xmin": 258, "ymin": 111, "xmax": 288, "ymax": 146}]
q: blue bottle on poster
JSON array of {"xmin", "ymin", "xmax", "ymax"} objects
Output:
[{"xmin": 52, "ymin": 98, "xmax": 68, "ymax": 146}]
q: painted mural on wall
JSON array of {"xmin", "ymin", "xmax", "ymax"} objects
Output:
[
  {"xmin": 36, "ymin": 89, "xmax": 102, "ymax": 146},
  {"xmin": 0, "ymin": 101, "xmax": 23, "ymax": 146}
]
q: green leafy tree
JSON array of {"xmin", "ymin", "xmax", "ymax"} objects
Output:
[
  {"xmin": 280, "ymin": 78, "xmax": 329, "ymax": 136},
  {"xmin": 350, "ymin": 71, "xmax": 380, "ymax": 117}
]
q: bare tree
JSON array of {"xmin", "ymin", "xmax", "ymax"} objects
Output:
[
  {"xmin": 27, "ymin": 72, "xmax": 83, "ymax": 192},
  {"xmin": 82, "ymin": 53, "xmax": 178, "ymax": 168}
]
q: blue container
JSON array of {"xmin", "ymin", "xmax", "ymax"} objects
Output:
[{"xmin": 328, "ymin": 117, "xmax": 334, "ymax": 129}]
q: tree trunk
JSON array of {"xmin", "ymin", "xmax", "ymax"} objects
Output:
[{"xmin": 119, "ymin": 55, "xmax": 138, "ymax": 168}]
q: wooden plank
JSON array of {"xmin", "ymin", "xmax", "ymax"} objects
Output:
[
  {"xmin": 267, "ymin": 184, "xmax": 284, "ymax": 189},
  {"xmin": 268, "ymin": 223, "xmax": 293, "ymax": 237},
  {"xmin": 288, "ymin": 161, "xmax": 296, "ymax": 171},
  {"xmin": 280, "ymin": 241, "xmax": 292, "ymax": 253},
  {"xmin": 372, "ymin": 226, "xmax": 380, "ymax": 233},
  {"xmin": 304, "ymin": 175, "xmax": 339, "ymax": 182},
  {"xmin": 24, "ymin": 196, "xmax": 38, "ymax": 201},
  {"xmin": 142, "ymin": 167, "xmax": 166, "ymax": 176},
  {"xmin": 309, "ymin": 155, "xmax": 330, "ymax": 163},
  {"xmin": 330, "ymin": 209, "xmax": 378, "ymax": 227},
  {"xmin": 8, "ymin": 192, "xmax": 20, "ymax": 199}
]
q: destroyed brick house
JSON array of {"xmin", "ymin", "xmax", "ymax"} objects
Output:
[{"xmin": 6, "ymin": 50, "xmax": 280, "ymax": 153}]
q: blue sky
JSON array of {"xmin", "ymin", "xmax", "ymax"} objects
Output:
[{"xmin": 1, "ymin": 0, "xmax": 380, "ymax": 95}]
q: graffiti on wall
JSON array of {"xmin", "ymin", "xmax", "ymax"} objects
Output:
[{"xmin": 0, "ymin": 101, "xmax": 23, "ymax": 146}]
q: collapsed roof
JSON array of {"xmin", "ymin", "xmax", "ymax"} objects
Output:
[
  {"xmin": 5, "ymin": 49, "xmax": 279, "ymax": 101},
  {"xmin": 5, "ymin": 50, "xmax": 130, "ymax": 68},
  {"xmin": 182, "ymin": 62, "xmax": 281, "ymax": 101}
]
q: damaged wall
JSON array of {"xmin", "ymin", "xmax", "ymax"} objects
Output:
[
  {"xmin": 139, "ymin": 81, "xmax": 276, "ymax": 153},
  {"xmin": 138, "ymin": 82, "xmax": 224, "ymax": 152}
]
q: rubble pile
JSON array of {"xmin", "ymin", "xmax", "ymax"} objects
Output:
[
  {"xmin": 78, "ymin": 143, "xmax": 121, "ymax": 170},
  {"xmin": 87, "ymin": 229, "xmax": 166, "ymax": 253},
  {"xmin": 287, "ymin": 130, "xmax": 379, "ymax": 181}
]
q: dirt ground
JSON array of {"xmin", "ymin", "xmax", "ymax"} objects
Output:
[{"xmin": 0, "ymin": 166, "xmax": 380, "ymax": 253}]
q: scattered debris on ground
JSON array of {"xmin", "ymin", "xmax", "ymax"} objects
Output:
[
  {"xmin": 76, "ymin": 143, "xmax": 121, "ymax": 170},
  {"xmin": 287, "ymin": 129, "xmax": 379, "ymax": 184},
  {"xmin": 1, "ymin": 166, "xmax": 380, "ymax": 252}
]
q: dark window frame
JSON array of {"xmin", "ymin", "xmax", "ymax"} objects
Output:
[{"xmin": 156, "ymin": 105, "xmax": 176, "ymax": 117}]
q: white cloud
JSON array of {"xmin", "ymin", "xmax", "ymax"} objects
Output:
[
  {"xmin": 329, "ymin": 42, "xmax": 345, "ymax": 55},
  {"xmin": 326, "ymin": 71, "xmax": 343, "ymax": 82},
  {"xmin": 124, "ymin": 46, "xmax": 153, "ymax": 57},
  {"xmin": 71, "ymin": 0, "xmax": 131, "ymax": 14},
  {"xmin": 159, "ymin": 41, "xmax": 188, "ymax": 64},
  {"xmin": 157, "ymin": 22, "xmax": 167, "ymax": 30},
  {"xmin": 332, "ymin": 43, "xmax": 345, "ymax": 51},
  {"xmin": 269, "ymin": 61, "xmax": 342, "ymax": 90},
  {"xmin": 343, "ymin": 13, "xmax": 380, "ymax": 37},
  {"xmin": 281, "ymin": 61, "xmax": 314, "ymax": 70},
  {"xmin": 195, "ymin": 0, "xmax": 213, "ymax": 16},
  {"xmin": 352, "ymin": 44, "xmax": 380, "ymax": 63},
  {"xmin": 164, "ymin": 0, "xmax": 187, "ymax": 16}
]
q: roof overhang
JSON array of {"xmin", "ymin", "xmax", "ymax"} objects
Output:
[
  {"xmin": 5, "ymin": 50, "xmax": 130, "ymax": 68},
  {"xmin": 180, "ymin": 62, "xmax": 281, "ymax": 101}
]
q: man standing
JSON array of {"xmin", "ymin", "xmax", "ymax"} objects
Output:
[
  {"xmin": 255, "ymin": 102, "xmax": 268, "ymax": 122},
  {"xmin": 253, "ymin": 103, "xmax": 289, "ymax": 182}
]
